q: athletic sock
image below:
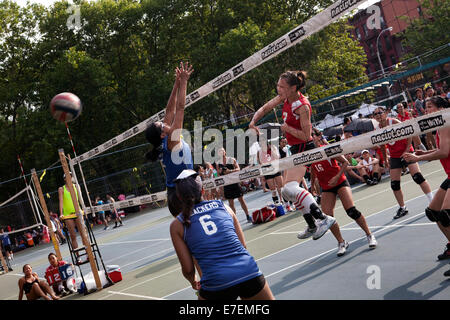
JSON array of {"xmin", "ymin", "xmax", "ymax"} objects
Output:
[
  {"xmin": 363, "ymin": 175, "xmax": 370, "ymax": 182},
  {"xmin": 373, "ymin": 172, "xmax": 379, "ymax": 181},
  {"xmin": 425, "ymin": 192, "xmax": 433, "ymax": 203}
]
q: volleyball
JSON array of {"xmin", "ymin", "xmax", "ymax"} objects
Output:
[{"xmin": 49, "ymin": 92, "xmax": 82, "ymax": 122}]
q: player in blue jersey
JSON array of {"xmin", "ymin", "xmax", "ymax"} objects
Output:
[
  {"xmin": 145, "ymin": 62, "xmax": 194, "ymax": 217},
  {"xmin": 170, "ymin": 169, "xmax": 275, "ymax": 300}
]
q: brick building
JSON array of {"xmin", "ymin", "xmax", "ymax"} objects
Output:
[{"xmin": 348, "ymin": 0, "xmax": 423, "ymax": 80}]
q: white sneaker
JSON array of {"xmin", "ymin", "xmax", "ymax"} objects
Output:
[
  {"xmin": 297, "ymin": 226, "xmax": 317, "ymax": 239},
  {"xmin": 337, "ymin": 241, "xmax": 349, "ymax": 257},
  {"xmin": 367, "ymin": 234, "xmax": 377, "ymax": 249},
  {"xmin": 312, "ymin": 216, "xmax": 336, "ymax": 240}
]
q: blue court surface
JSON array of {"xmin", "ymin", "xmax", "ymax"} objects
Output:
[{"xmin": 1, "ymin": 160, "xmax": 449, "ymax": 303}]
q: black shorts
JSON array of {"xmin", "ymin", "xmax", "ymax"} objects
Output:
[
  {"xmin": 199, "ymin": 274, "xmax": 266, "ymax": 300},
  {"xmin": 440, "ymin": 178, "xmax": 450, "ymax": 191},
  {"xmin": 224, "ymin": 183, "xmax": 243, "ymax": 200},
  {"xmin": 167, "ymin": 187, "xmax": 183, "ymax": 217},
  {"xmin": 264, "ymin": 172, "xmax": 282, "ymax": 180},
  {"xmin": 321, "ymin": 179, "xmax": 350, "ymax": 195},
  {"xmin": 390, "ymin": 157, "xmax": 410, "ymax": 169},
  {"xmin": 289, "ymin": 140, "xmax": 315, "ymax": 155},
  {"xmin": 2, "ymin": 244, "xmax": 11, "ymax": 252}
]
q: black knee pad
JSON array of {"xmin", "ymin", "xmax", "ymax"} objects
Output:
[
  {"xmin": 346, "ymin": 206, "xmax": 361, "ymax": 220},
  {"xmin": 309, "ymin": 203, "xmax": 325, "ymax": 220},
  {"xmin": 425, "ymin": 207, "xmax": 439, "ymax": 222},
  {"xmin": 438, "ymin": 209, "xmax": 450, "ymax": 227},
  {"xmin": 412, "ymin": 172, "xmax": 426, "ymax": 185},
  {"xmin": 391, "ymin": 180, "xmax": 401, "ymax": 191}
]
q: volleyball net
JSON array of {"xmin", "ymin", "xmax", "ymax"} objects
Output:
[
  {"xmin": 0, "ymin": 185, "xmax": 45, "ymax": 246},
  {"xmin": 40, "ymin": 0, "xmax": 448, "ymax": 214}
]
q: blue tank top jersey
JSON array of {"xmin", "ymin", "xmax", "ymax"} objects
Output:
[
  {"xmin": 97, "ymin": 200, "xmax": 105, "ymax": 214},
  {"xmin": 177, "ymin": 200, "xmax": 262, "ymax": 291},
  {"xmin": 162, "ymin": 136, "xmax": 193, "ymax": 188}
]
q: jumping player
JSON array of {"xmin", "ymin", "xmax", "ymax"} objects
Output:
[
  {"xmin": 403, "ymin": 96, "xmax": 450, "ymax": 275},
  {"xmin": 310, "ymin": 128, "xmax": 377, "ymax": 256},
  {"xmin": 249, "ymin": 70, "xmax": 335, "ymax": 240},
  {"xmin": 373, "ymin": 107, "xmax": 433, "ymax": 219},
  {"xmin": 170, "ymin": 169, "xmax": 275, "ymax": 300},
  {"xmin": 145, "ymin": 62, "xmax": 194, "ymax": 217}
]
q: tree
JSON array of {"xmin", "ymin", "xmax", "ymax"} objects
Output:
[{"xmin": 400, "ymin": 0, "xmax": 450, "ymax": 62}]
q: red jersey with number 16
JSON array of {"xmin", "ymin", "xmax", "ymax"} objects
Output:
[
  {"xmin": 436, "ymin": 131, "xmax": 450, "ymax": 178},
  {"xmin": 311, "ymin": 149, "xmax": 346, "ymax": 190},
  {"xmin": 282, "ymin": 92, "xmax": 312, "ymax": 146}
]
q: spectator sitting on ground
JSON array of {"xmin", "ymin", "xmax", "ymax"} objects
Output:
[
  {"xmin": 356, "ymin": 150, "xmax": 381, "ymax": 186},
  {"xmin": 45, "ymin": 253, "xmax": 76, "ymax": 296},
  {"xmin": 18, "ymin": 264, "xmax": 60, "ymax": 300},
  {"xmin": 344, "ymin": 153, "xmax": 366, "ymax": 184}
]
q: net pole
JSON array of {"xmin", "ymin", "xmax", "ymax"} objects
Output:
[
  {"xmin": 68, "ymin": 155, "xmax": 90, "ymax": 220},
  {"xmin": 64, "ymin": 122, "xmax": 96, "ymax": 220},
  {"xmin": 58, "ymin": 149, "xmax": 102, "ymax": 290},
  {"xmin": 31, "ymin": 169, "xmax": 62, "ymax": 261},
  {"xmin": 0, "ymin": 247, "xmax": 8, "ymax": 274},
  {"xmin": 17, "ymin": 155, "xmax": 41, "ymax": 225}
]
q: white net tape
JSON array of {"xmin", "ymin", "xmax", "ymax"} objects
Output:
[
  {"xmin": 73, "ymin": 0, "xmax": 372, "ymax": 165},
  {"xmin": 83, "ymin": 110, "xmax": 450, "ymax": 214}
]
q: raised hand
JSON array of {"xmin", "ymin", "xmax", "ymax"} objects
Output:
[{"xmin": 179, "ymin": 61, "xmax": 194, "ymax": 81}]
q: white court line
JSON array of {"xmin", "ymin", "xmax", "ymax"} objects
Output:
[
  {"xmin": 271, "ymin": 222, "xmax": 435, "ymax": 234},
  {"xmin": 162, "ymin": 191, "xmax": 434, "ymax": 299},
  {"xmin": 102, "ymin": 169, "xmax": 443, "ymax": 299},
  {"xmin": 119, "ymin": 248, "xmax": 174, "ymax": 269},
  {"xmin": 101, "ymin": 239, "xmax": 170, "ymax": 245},
  {"xmin": 264, "ymin": 210, "xmax": 429, "ymax": 279},
  {"xmin": 99, "ymin": 266, "xmax": 181, "ymax": 300},
  {"xmin": 106, "ymin": 290, "xmax": 165, "ymax": 300}
]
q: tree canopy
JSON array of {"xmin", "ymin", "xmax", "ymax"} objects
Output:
[{"xmin": 0, "ymin": 0, "xmax": 370, "ymax": 203}]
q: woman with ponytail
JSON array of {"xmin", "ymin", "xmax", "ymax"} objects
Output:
[
  {"xmin": 249, "ymin": 70, "xmax": 336, "ymax": 241},
  {"xmin": 144, "ymin": 62, "xmax": 194, "ymax": 217},
  {"xmin": 170, "ymin": 169, "xmax": 274, "ymax": 300}
]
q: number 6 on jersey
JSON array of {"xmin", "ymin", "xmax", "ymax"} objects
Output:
[{"xmin": 199, "ymin": 215, "xmax": 218, "ymax": 235}]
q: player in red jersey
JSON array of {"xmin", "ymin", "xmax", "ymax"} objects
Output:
[
  {"xmin": 45, "ymin": 253, "xmax": 76, "ymax": 296},
  {"xmin": 396, "ymin": 102, "xmax": 426, "ymax": 152},
  {"xmin": 249, "ymin": 70, "xmax": 335, "ymax": 241},
  {"xmin": 403, "ymin": 96, "xmax": 450, "ymax": 274},
  {"xmin": 373, "ymin": 107, "xmax": 433, "ymax": 220},
  {"xmin": 310, "ymin": 128, "xmax": 377, "ymax": 256}
]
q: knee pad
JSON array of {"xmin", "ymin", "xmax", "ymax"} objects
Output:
[
  {"xmin": 391, "ymin": 180, "xmax": 401, "ymax": 191},
  {"xmin": 425, "ymin": 207, "xmax": 439, "ymax": 222},
  {"xmin": 282, "ymin": 181, "xmax": 317, "ymax": 216},
  {"xmin": 437, "ymin": 209, "xmax": 450, "ymax": 227},
  {"xmin": 346, "ymin": 206, "xmax": 362, "ymax": 220},
  {"xmin": 412, "ymin": 172, "xmax": 426, "ymax": 185}
]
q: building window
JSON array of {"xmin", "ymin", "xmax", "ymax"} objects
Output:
[
  {"xmin": 384, "ymin": 35, "xmax": 392, "ymax": 50},
  {"xmin": 369, "ymin": 42, "xmax": 375, "ymax": 56},
  {"xmin": 380, "ymin": 16, "xmax": 386, "ymax": 29},
  {"xmin": 362, "ymin": 24, "xmax": 369, "ymax": 37},
  {"xmin": 355, "ymin": 27, "xmax": 361, "ymax": 40},
  {"xmin": 417, "ymin": 6, "xmax": 423, "ymax": 16},
  {"xmin": 390, "ymin": 55, "xmax": 396, "ymax": 65}
]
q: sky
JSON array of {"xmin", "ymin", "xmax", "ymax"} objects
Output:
[
  {"xmin": 15, "ymin": 0, "xmax": 58, "ymax": 6},
  {"xmin": 14, "ymin": 0, "xmax": 381, "ymax": 9}
]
